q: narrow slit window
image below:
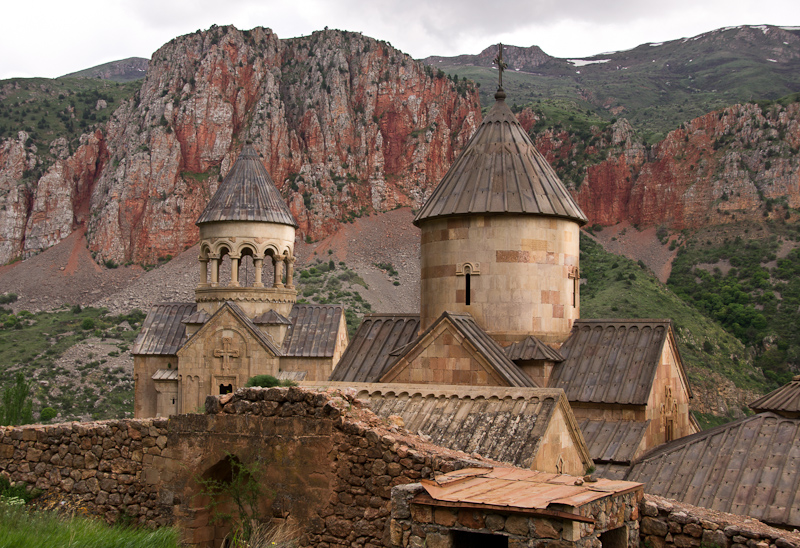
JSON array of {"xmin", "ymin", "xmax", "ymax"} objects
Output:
[{"xmin": 465, "ymin": 272, "xmax": 471, "ymax": 306}]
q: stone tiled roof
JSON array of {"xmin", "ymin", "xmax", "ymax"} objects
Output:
[
  {"xmin": 282, "ymin": 304, "xmax": 344, "ymax": 358},
  {"xmin": 179, "ymin": 301, "xmax": 283, "ymax": 357},
  {"xmin": 626, "ymin": 412, "xmax": 800, "ymax": 528},
  {"xmin": 750, "ymin": 375, "xmax": 800, "ymax": 416},
  {"xmin": 196, "ymin": 144, "xmax": 297, "ymax": 227},
  {"xmin": 386, "ymin": 311, "xmax": 536, "ymax": 388},
  {"xmin": 132, "ymin": 303, "xmax": 196, "ymax": 356},
  {"xmin": 413, "ymin": 93, "xmax": 587, "ymax": 226},
  {"xmin": 329, "ymin": 314, "xmax": 420, "ymax": 382},
  {"xmin": 152, "ymin": 369, "xmax": 179, "ymax": 381},
  {"xmin": 504, "ymin": 335, "xmax": 564, "ymax": 362},
  {"xmin": 578, "ymin": 418, "xmax": 649, "ymax": 464},
  {"xmin": 550, "ymin": 319, "xmax": 686, "ymax": 405},
  {"xmin": 360, "ymin": 384, "xmax": 579, "ymax": 469},
  {"xmin": 252, "ymin": 309, "xmax": 292, "ymax": 326}
]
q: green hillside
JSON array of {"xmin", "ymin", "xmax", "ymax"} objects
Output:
[{"xmin": 580, "ymin": 233, "xmax": 768, "ymax": 395}]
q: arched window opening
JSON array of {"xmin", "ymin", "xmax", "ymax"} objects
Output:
[
  {"xmin": 218, "ymin": 248, "xmax": 232, "ymax": 286},
  {"xmin": 463, "ymin": 265, "xmax": 472, "ymax": 306},
  {"xmin": 239, "ymin": 250, "xmax": 255, "ymax": 287},
  {"xmin": 262, "ymin": 249, "xmax": 276, "ymax": 287}
]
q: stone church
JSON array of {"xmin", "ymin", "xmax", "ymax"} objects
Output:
[
  {"xmin": 132, "ymin": 145, "xmax": 349, "ymax": 418},
  {"xmin": 328, "ymin": 82, "xmax": 699, "ymax": 477}
]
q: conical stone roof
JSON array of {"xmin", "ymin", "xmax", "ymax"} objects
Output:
[
  {"xmin": 196, "ymin": 144, "xmax": 298, "ymax": 227},
  {"xmin": 413, "ymin": 91, "xmax": 587, "ymax": 226}
]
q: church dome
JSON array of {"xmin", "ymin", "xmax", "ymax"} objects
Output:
[
  {"xmin": 196, "ymin": 144, "xmax": 298, "ymax": 227},
  {"xmin": 413, "ymin": 91, "xmax": 587, "ymax": 226}
]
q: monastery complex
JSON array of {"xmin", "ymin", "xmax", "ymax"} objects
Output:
[{"xmin": 124, "ymin": 70, "xmax": 800, "ymax": 541}]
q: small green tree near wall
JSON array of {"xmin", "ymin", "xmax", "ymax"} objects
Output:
[
  {"xmin": 195, "ymin": 453, "xmax": 266, "ymax": 546},
  {"xmin": 0, "ymin": 372, "xmax": 33, "ymax": 426}
]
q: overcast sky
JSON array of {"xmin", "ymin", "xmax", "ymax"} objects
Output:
[{"xmin": 3, "ymin": 0, "xmax": 800, "ymax": 80}]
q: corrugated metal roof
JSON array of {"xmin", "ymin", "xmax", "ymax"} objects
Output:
[
  {"xmin": 386, "ymin": 311, "xmax": 536, "ymax": 388},
  {"xmin": 413, "ymin": 94, "xmax": 587, "ymax": 226},
  {"xmin": 579, "ymin": 419, "xmax": 649, "ymax": 464},
  {"xmin": 252, "ymin": 309, "xmax": 292, "ymax": 325},
  {"xmin": 196, "ymin": 144, "xmax": 297, "ymax": 227},
  {"xmin": 505, "ymin": 335, "xmax": 564, "ymax": 362},
  {"xmin": 626, "ymin": 412, "xmax": 800, "ymax": 528},
  {"xmin": 420, "ymin": 467, "xmax": 640, "ymax": 513},
  {"xmin": 282, "ymin": 304, "xmax": 344, "ymax": 358},
  {"xmin": 329, "ymin": 314, "xmax": 420, "ymax": 382},
  {"xmin": 152, "ymin": 369, "xmax": 179, "ymax": 381},
  {"xmin": 132, "ymin": 303, "xmax": 196, "ymax": 356},
  {"xmin": 750, "ymin": 375, "xmax": 800, "ymax": 416},
  {"xmin": 365, "ymin": 385, "xmax": 566, "ymax": 468},
  {"xmin": 549, "ymin": 319, "xmax": 672, "ymax": 405}
]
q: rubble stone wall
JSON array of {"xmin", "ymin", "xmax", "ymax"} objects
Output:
[
  {"xmin": 640, "ymin": 495, "xmax": 799, "ymax": 548},
  {"xmin": 0, "ymin": 418, "xmax": 173, "ymax": 527}
]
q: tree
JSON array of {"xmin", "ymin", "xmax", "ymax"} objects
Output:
[{"xmin": 1, "ymin": 372, "xmax": 33, "ymax": 426}]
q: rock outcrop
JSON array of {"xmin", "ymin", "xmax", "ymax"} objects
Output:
[
  {"xmin": 0, "ymin": 26, "xmax": 480, "ymax": 265},
  {"xmin": 523, "ymin": 102, "xmax": 800, "ymax": 230}
]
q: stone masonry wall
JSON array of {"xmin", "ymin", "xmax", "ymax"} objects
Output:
[
  {"xmin": 2, "ymin": 387, "xmax": 800, "ymax": 548},
  {"xmin": 0, "ymin": 418, "xmax": 173, "ymax": 527},
  {"xmin": 640, "ymin": 495, "xmax": 800, "ymax": 548}
]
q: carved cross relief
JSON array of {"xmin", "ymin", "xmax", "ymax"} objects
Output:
[{"xmin": 214, "ymin": 336, "xmax": 240, "ymax": 370}]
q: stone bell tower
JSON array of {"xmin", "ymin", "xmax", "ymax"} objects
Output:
[
  {"xmin": 414, "ymin": 45, "xmax": 587, "ymax": 345},
  {"xmin": 194, "ymin": 143, "xmax": 298, "ymax": 321}
]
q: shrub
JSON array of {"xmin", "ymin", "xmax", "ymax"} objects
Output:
[
  {"xmin": 81, "ymin": 318, "xmax": 95, "ymax": 330},
  {"xmin": 245, "ymin": 375, "xmax": 296, "ymax": 388},
  {"xmin": 0, "ymin": 293, "xmax": 17, "ymax": 305},
  {"xmin": 39, "ymin": 407, "xmax": 57, "ymax": 422}
]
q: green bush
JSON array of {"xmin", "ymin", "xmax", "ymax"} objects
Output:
[
  {"xmin": 39, "ymin": 407, "xmax": 57, "ymax": 422},
  {"xmin": 0, "ymin": 293, "xmax": 18, "ymax": 305},
  {"xmin": 244, "ymin": 375, "xmax": 295, "ymax": 388},
  {"xmin": 81, "ymin": 318, "xmax": 95, "ymax": 330},
  {"xmin": 0, "ymin": 475, "xmax": 39, "ymax": 503}
]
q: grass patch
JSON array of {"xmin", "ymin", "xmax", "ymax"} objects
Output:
[
  {"xmin": 0, "ymin": 502, "xmax": 179, "ymax": 548},
  {"xmin": 295, "ymin": 260, "xmax": 372, "ymax": 336}
]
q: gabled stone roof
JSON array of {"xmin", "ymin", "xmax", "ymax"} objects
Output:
[
  {"xmin": 579, "ymin": 418, "xmax": 649, "ymax": 464},
  {"xmin": 504, "ymin": 335, "xmax": 564, "ymax": 362},
  {"xmin": 179, "ymin": 301, "xmax": 283, "ymax": 357},
  {"xmin": 413, "ymin": 93, "xmax": 587, "ymax": 226},
  {"xmin": 382, "ymin": 311, "xmax": 536, "ymax": 388},
  {"xmin": 196, "ymin": 144, "xmax": 297, "ymax": 227},
  {"xmin": 750, "ymin": 375, "xmax": 800, "ymax": 416},
  {"xmin": 282, "ymin": 304, "xmax": 344, "ymax": 358},
  {"xmin": 626, "ymin": 411, "xmax": 800, "ymax": 528},
  {"xmin": 132, "ymin": 303, "xmax": 196, "ymax": 356},
  {"xmin": 252, "ymin": 309, "xmax": 292, "ymax": 326},
  {"xmin": 550, "ymin": 319, "xmax": 689, "ymax": 405},
  {"xmin": 329, "ymin": 314, "xmax": 420, "ymax": 382}
]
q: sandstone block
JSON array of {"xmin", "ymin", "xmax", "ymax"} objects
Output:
[
  {"xmin": 641, "ymin": 517, "xmax": 669, "ymax": 537},
  {"xmin": 674, "ymin": 534, "xmax": 701, "ymax": 548},
  {"xmin": 504, "ymin": 515, "xmax": 528, "ymax": 535}
]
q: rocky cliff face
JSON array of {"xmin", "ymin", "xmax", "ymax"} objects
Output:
[
  {"xmin": 523, "ymin": 101, "xmax": 800, "ymax": 230},
  {"xmin": 0, "ymin": 26, "xmax": 480, "ymax": 264}
]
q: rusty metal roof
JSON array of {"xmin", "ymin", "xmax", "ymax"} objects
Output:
[
  {"xmin": 364, "ymin": 385, "xmax": 568, "ymax": 468},
  {"xmin": 579, "ymin": 419, "xmax": 649, "ymax": 464},
  {"xmin": 132, "ymin": 303, "xmax": 196, "ymax": 356},
  {"xmin": 626, "ymin": 412, "xmax": 800, "ymax": 528},
  {"xmin": 196, "ymin": 144, "xmax": 297, "ymax": 227},
  {"xmin": 282, "ymin": 304, "xmax": 344, "ymax": 358},
  {"xmin": 505, "ymin": 335, "xmax": 564, "ymax": 362},
  {"xmin": 419, "ymin": 467, "xmax": 641, "ymax": 515},
  {"xmin": 385, "ymin": 311, "xmax": 536, "ymax": 388},
  {"xmin": 252, "ymin": 309, "xmax": 292, "ymax": 326},
  {"xmin": 329, "ymin": 314, "xmax": 420, "ymax": 382},
  {"xmin": 549, "ymin": 319, "xmax": 676, "ymax": 405},
  {"xmin": 750, "ymin": 375, "xmax": 800, "ymax": 416},
  {"xmin": 152, "ymin": 369, "xmax": 179, "ymax": 381},
  {"xmin": 413, "ymin": 94, "xmax": 587, "ymax": 226}
]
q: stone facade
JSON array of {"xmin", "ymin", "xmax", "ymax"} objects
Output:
[{"xmin": 419, "ymin": 215, "xmax": 580, "ymax": 344}]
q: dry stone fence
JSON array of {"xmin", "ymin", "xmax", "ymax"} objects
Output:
[{"xmin": 1, "ymin": 386, "xmax": 799, "ymax": 548}]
